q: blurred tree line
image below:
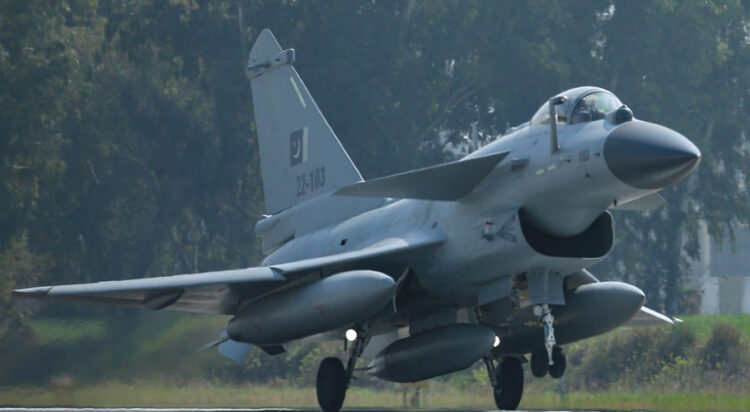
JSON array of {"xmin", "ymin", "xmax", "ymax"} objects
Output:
[{"xmin": 1, "ymin": 0, "xmax": 749, "ymax": 339}]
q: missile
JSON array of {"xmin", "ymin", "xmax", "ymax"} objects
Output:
[
  {"xmin": 368, "ymin": 323, "xmax": 496, "ymax": 383},
  {"xmin": 227, "ymin": 270, "xmax": 395, "ymax": 344}
]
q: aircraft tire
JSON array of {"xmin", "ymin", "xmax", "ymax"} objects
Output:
[
  {"xmin": 316, "ymin": 357, "xmax": 347, "ymax": 412},
  {"xmin": 548, "ymin": 346, "xmax": 566, "ymax": 379},
  {"xmin": 530, "ymin": 349, "xmax": 548, "ymax": 378},
  {"xmin": 493, "ymin": 357, "xmax": 524, "ymax": 410}
]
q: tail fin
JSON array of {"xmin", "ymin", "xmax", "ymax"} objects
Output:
[{"xmin": 247, "ymin": 29, "xmax": 362, "ymax": 215}]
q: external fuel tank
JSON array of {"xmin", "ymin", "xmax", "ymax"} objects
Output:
[
  {"xmin": 227, "ymin": 270, "xmax": 395, "ymax": 344},
  {"xmin": 368, "ymin": 323, "xmax": 496, "ymax": 382}
]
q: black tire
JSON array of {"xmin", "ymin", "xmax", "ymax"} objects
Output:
[
  {"xmin": 530, "ymin": 349, "xmax": 548, "ymax": 378},
  {"xmin": 548, "ymin": 346, "xmax": 566, "ymax": 379},
  {"xmin": 493, "ymin": 357, "xmax": 524, "ymax": 410},
  {"xmin": 316, "ymin": 357, "xmax": 347, "ymax": 412}
]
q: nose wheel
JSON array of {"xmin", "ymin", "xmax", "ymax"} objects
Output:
[
  {"xmin": 531, "ymin": 345, "xmax": 566, "ymax": 378},
  {"xmin": 530, "ymin": 349, "xmax": 549, "ymax": 377},
  {"xmin": 548, "ymin": 346, "xmax": 566, "ymax": 379},
  {"xmin": 484, "ymin": 355, "xmax": 524, "ymax": 410}
]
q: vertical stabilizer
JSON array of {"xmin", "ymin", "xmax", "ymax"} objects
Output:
[{"xmin": 247, "ymin": 29, "xmax": 363, "ymax": 215}]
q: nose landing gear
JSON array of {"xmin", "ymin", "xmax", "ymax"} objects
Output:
[
  {"xmin": 530, "ymin": 304, "xmax": 566, "ymax": 379},
  {"xmin": 540, "ymin": 304, "xmax": 556, "ymax": 366}
]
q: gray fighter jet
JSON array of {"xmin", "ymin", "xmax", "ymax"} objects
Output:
[{"xmin": 13, "ymin": 29, "xmax": 700, "ymax": 411}]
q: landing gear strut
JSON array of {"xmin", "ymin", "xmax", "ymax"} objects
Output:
[
  {"xmin": 484, "ymin": 355, "xmax": 524, "ymax": 410},
  {"xmin": 316, "ymin": 326, "xmax": 369, "ymax": 412},
  {"xmin": 540, "ymin": 304, "xmax": 556, "ymax": 366},
  {"xmin": 530, "ymin": 304, "xmax": 566, "ymax": 378}
]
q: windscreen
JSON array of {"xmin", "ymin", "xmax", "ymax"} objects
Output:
[{"xmin": 571, "ymin": 92, "xmax": 622, "ymax": 124}]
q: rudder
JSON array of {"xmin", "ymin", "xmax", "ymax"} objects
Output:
[{"xmin": 247, "ymin": 29, "xmax": 362, "ymax": 215}]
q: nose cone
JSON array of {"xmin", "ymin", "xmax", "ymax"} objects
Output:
[{"xmin": 604, "ymin": 121, "xmax": 701, "ymax": 189}]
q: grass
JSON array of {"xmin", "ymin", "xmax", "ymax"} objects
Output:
[
  {"xmin": 1, "ymin": 382, "xmax": 749, "ymax": 411},
  {"xmin": 526, "ymin": 391, "xmax": 750, "ymax": 411},
  {"xmin": 678, "ymin": 313, "xmax": 750, "ymax": 340},
  {"xmin": 3, "ymin": 314, "xmax": 748, "ymax": 410},
  {"xmin": 0, "ymin": 383, "xmax": 406, "ymax": 409},
  {"xmin": 28, "ymin": 318, "xmax": 107, "ymax": 346}
]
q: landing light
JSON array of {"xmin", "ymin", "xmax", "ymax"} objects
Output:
[
  {"xmin": 345, "ymin": 328, "xmax": 358, "ymax": 342},
  {"xmin": 493, "ymin": 336, "xmax": 501, "ymax": 348}
]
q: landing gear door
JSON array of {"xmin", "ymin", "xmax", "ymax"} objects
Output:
[{"xmin": 527, "ymin": 269, "xmax": 565, "ymax": 305}]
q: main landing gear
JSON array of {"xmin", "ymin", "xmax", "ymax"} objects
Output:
[
  {"xmin": 316, "ymin": 357, "xmax": 347, "ymax": 412},
  {"xmin": 530, "ymin": 304, "xmax": 566, "ymax": 379},
  {"xmin": 484, "ymin": 355, "xmax": 524, "ymax": 410},
  {"xmin": 316, "ymin": 327, "xmax": 369, "ymax": 412}
]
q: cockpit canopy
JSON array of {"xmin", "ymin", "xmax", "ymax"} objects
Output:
[{"xmin": 530, "ymin": 87, "xmax": 623, "ymax": 126}]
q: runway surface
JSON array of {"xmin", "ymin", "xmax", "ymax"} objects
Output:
[
  {"xmin": 0, "ymin": 409, "xmax": 605, "ymax": 412},
  {"xmin": 0, "ymin": 409, "xmax": 587, "ymax": 412},
  {"xmin": 0, "ymin": 409, "xmax": 576, "ymax": 412},
  {"xmin": 0, "ymin": 408, "xmax": 627, "ymax": 412}
]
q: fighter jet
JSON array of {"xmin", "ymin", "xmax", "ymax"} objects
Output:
[{"xmin": 13, "ymin": 29, "xmax": 699, "ymax": 411}]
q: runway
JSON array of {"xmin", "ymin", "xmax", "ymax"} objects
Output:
[
  {"xmin": 0, "ymin": 409, "xmax": 600, "ymax": 412},
  {"xmin": 0, "ymin": 409, "xmax": 574, "ymax": 412},
  {"xmin": 0, "ymin": 409, "xmax": 548, "ymax": 412},
  {"xmin": 0, "ymin": 408, "xmax": 624, "ymax": 412}
]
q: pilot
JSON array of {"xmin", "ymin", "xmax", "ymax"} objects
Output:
[{"xmin": 571, "ymin": 92, "xmax": 620, "ymax": 123}]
